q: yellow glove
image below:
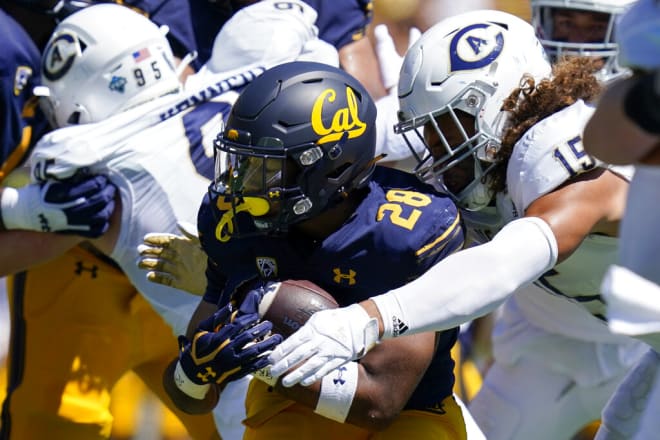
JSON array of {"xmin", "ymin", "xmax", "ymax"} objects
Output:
[{"xmin": 138, "ymin": 221, "xmax": 207, "ymax": 295}]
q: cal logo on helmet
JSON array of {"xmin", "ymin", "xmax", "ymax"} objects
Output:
[
  {"xmin": 311, "ymin": 87, "xmax": 367, "ymax": 144},
  {"xmin": 42, "ymin": 32, "xmax": 80, "ymax": 81},
  {"xmin": 450, "ymin": 22, "xmax": 504, "ymax": 72}
]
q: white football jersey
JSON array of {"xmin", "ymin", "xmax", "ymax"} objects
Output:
[
  {"xmin": 28, "ymin": 74, "xmax": 250, "ymax": 336},
  {"xmin": 503, "ymin": 100, "xmax": 634, "ymax": 342}
]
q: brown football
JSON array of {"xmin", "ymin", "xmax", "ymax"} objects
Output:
[{"xmin": 258, "ymin": 280, "xmax": 338, "ymax": 337}]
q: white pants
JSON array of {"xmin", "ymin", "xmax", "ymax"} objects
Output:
[
  {"xmin": 596, "ymin": 349, "xmax": 660, "ymax": 440},
  {"xmin": 469, "ymin": 295, "xmax": 647, "ymax": 440}
]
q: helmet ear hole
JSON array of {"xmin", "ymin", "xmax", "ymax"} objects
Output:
[{"xmin": 67, "ymin": 111, "xmax": 81, "ymax": 125}]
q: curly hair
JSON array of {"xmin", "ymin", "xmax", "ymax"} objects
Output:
[{"xmin": 489, "ymin": 57, "xmax": 603, "ymax": 193}]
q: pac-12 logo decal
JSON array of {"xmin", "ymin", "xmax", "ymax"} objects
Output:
[
  {"xmin": 449, "ymin": 22, "xmax": 504, "ymax": 72},
  {"xmin": 13, "ymin": 66, "xmax": 32, "ymax": 96},
  {"xmin": 42, "ymin": 32, "xmax": 79, "ymax": 81}
]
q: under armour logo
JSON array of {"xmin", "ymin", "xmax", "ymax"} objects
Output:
[
  {"xmin": 333, "ymin": 366, "xmax": 347, "ymax": 385},
  {"xmin": 38, "ymin": 214, "xmax": 51, "ymax": 232},
  {"xmin": 196, "ymin": 367, "xmax": 216, "ymax": 383},
  {"xmin": 75, "ymin": 261, "xmax": 98, "ymax": 278},
  {"xmin": 333, "ymin": 268, "xmax": 356, "ymax": 285},
  {"xmin": 426, "ymin": 401, "xmax": 446, "ymax": 414}
]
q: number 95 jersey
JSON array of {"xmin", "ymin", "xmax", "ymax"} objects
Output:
[{"xmin": 28, "ymin": 83, "xmax": 243, "ymax": 336}]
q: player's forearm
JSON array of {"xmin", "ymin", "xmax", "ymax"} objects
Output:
[
  {"xmin": 367, "ymin": 217, "xmax": 558, "ymax": 338},
  {"xmin": 0, "ymin": 229, "xmax": 79, "ymax": 276}
]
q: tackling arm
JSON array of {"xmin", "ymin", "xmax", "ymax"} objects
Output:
[{"xmin": 269, "ymin": 216, "xmax": 557, "ymax": 386}]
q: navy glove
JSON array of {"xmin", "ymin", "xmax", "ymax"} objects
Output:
[
  {"xmin": 174, "ymin": 296, "xmax": 282, "ymax": 399},
  {"xmin": 0, "ymin": 174, "xmax": 116, "ymax": 238}
]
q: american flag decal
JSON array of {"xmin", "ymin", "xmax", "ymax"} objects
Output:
[{"xmin": 132, "ymin": 48, "xmax": 151, "ymax": 62}]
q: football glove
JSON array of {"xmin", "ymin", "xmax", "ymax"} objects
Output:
[
  {"xmin": 0, "ymin": 175, "xmax": 116, "ymax": 237},
  {"xmin": 268, "ymin": 303, "xmax": 379, "ymax": 387},
  {"xmin": 175, "ymin": 294, "xmax": 282, "ymax": 399},
  {"xmin": 138, "ymin": 221, "xmax": 207, "ymax": 295}
]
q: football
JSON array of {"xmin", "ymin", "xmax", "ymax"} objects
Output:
[{"xmin": 258, "ymin": 280, "xmax": 338, "ymax": 337}]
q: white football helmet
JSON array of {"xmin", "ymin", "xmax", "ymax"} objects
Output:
[
  {"xmin": 530, "ymin": 0, "xmax": 637, "ymax": 81},
  {"xmin": 396, "ymin": 9, "xmax": 552, "ymax": 211},
  {"xmin": 38, "ymin": 3, "xmax": 181, "ymax": 127}
]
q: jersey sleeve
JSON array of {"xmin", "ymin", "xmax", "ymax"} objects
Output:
[
  {"xmin": 302, "ymin": 0, "xmax": 373, "ymax": 48},
  {"xmin": 507, "ymin": 100, "xmax": 600, "ymax": 214},
  {"xmin": 0, "ymin": 11, "xmax": 49, "ymax": 183}
]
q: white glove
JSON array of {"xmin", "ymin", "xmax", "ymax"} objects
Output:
[
  {"xmin": 267, "ymin": 304, "xmax": 379, "ymax": 387},
  {"xmin": 374, "ymin": 24, "xmax": 421, "ymax": 92},
  {"xmin": 137, "ymin": 221, "xmax": 207, "ymax": 295},
  {"xmin": 0, "ymin": 175, "xmax": 116, "ymax": 237}
]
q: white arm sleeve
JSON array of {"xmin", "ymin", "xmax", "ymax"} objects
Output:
[{"xmin": 372, "ymin": 216, "xmax": 558, "ymax": 337}]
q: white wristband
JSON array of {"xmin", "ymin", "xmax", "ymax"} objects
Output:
[
  {"xmin": 173, "ymin": 361, "xmax": 211, "ymax": 400},
  {"xmin": 314, "ymin": 361, "xmax": 359, "ymax": 423},
  {"xmin": 371, "ymin": 293, "xmax": 407, "ymax": 339}
]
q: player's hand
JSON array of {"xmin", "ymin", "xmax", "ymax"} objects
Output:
[
  {"xmin": 175, "ymin": 299, "xmax": 283, "ymax": 399},
  {"xmin": 138, "ymin": 221, "xmax": 207, "ymax": 295},
  {"xmin": 374, "ymin": 24, "xmax": 421, "ymax": 93},
  {"xmin": 268, "ymin": 304, "xmax": 379, "ymax": 387},
  {"xmin": 0, "ymin": 175, "xmax": 116, "ymax": 237}
]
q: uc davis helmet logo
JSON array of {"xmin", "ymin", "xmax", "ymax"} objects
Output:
[
  {"xmin": 42, "ymin": 32, "xmax": 79, "ymax": 81},
  {"xmin": 449, "ymin": 22, "xmax": 504, "ymax": 72},
  {"xmin": 311, "ymin": 87, "xmax": 367, "ymax": 144}
]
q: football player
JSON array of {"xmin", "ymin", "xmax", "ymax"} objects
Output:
[
  {"xmin": 15, "ymin": 3, "xmax": 338, "ymax": 440},
  {"xmin": 530, "ymin": 0, "xmax": 636, "ymax": 82},
  {"xmin": 266, "ymin": 9, "xmax": 650, "ymax": 440},
  {"xmin": 581, "ymin": 1, "xmax": 660, "ymax": 439},
  {"xmin": 165, "ymin": 61, "xmax": 469, "ymax": 439},
  {"xmin": 1, "ymin": 2, "xmax": 332, "ymax": 438},
  {"xmin": 189, "ymin": 0, "xmax": 387, "ymax": 100},
  {"xmin": 0, "ymin": 9, "xmax": 129, "ymax": 440}
]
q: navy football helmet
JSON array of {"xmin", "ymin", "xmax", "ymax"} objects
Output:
[{"xmin": 211, "ymin": 61, "xmax": 377, "ymax": 239}]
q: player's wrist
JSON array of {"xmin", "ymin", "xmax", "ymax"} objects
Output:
[
  {"xmin": 624, "ymin": 70, "xmax": 660, "ymax": 135},
  {"xmin": 173, "ymin": 360, "xmax": 211, "ymax": 400},
  {"xmin": 370, "ymin": 293, "xmax": 407, "ymax": 339}
]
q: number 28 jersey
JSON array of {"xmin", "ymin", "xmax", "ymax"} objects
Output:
[{"xmin": 199, "ymin": 166, "xmax": 465, "ymax": 409}]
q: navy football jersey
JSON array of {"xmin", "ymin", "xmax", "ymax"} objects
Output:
[
  {"xmin": 189, "ymin": 0, "xmax": 373, "ymax": 66},
  {"xmin": 302, "ymin": 0, "xmax": 372, "ymax": 49},
  {"xmin": 198, "ymin": 165, "xmax": 465, "ymax": 411},
  {"xmin": 111, "ymin": 0, "xmax": 201, "ymax": 70},
  {"xmin": 0, "ymin": 10, "xmax": 49, "ymax": 182}
]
